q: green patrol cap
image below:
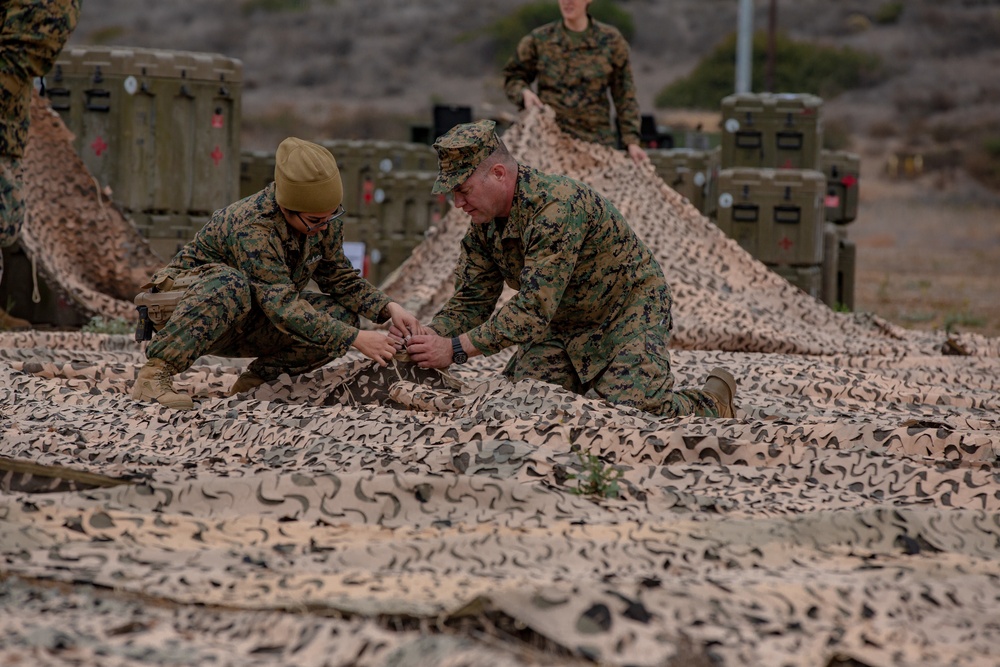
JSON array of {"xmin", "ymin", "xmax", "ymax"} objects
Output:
[{"xmin": 431, "ymin": 120, "xmax": 500, "ymax": 194}]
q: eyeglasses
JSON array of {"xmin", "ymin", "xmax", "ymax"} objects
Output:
[{"xmin": 294, "ymin": 204, "xmax": 346, "ymax": 232}]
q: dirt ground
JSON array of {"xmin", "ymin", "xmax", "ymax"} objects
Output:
[{"xmin": 849, "ymin": 165, "xmax": 1000, "ymax": 340}]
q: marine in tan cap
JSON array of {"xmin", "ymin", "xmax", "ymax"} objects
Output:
[
  {"xmin": 131, "ymin": 137, "xmax": 421, "ymax": 410},
  {"xmin": 399, "ymin": 120, "xmax": 737, "ymax": 418}
]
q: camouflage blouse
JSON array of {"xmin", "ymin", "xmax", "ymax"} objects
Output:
[
  {"xmin": 0, "ymin": 0, "xmax": 81, "ymax": 157},
  {"xmin": 502, "ymin": 16, "xmax": 641, "ymax": 148},
  {"xmin": 157, "ymin": 183, "xmax": 392, "ymax": 354},
  {"xmin": 430, "ymin": 165, "xmax": 672, "ymax": 383}
]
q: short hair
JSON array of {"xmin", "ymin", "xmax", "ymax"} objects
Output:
[{"xmin": 475, "ymin": 140, "xmax": 514, "ymax": 178}]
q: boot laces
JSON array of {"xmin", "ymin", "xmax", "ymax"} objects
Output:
[{"xmin": 152, "ymin": 366, "xmax": 176, "ymax": 392}]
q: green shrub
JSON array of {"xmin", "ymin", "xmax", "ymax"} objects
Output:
[
  {"xmin": 655, "ymin": 32, "xmax": 884, "ymax": 110},
  {"xmin": 241, "ymin": 0, "xmax": 308, "ymax": 16},
  {"xmin": 567, "ymin": 447, "xmax": 624, "ymax": 499},
  {"xmin": 485, "ymin": 0, "xmax": 634, "ymax": 66},
  {"xmin": 81, "ymin": 316, "xmax": 133, "ymax": 335},
  {"xmin": 965, "ymin": 137, "xmax": 1000, "ymax": 191},
  {"xmin": 983, "ymin": 137, "xmax": 1000, "ymax": 159},
  {"xmin": 873, "ymin": 2, "xmax": 905, "ymax": 25}
]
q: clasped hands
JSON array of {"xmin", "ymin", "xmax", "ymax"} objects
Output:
[
  {"xmin": 387, "ymin": 320, "xmax": 455, "ymax": 369},
  {"xmin": 349, "ymin": 302, "xmax": 454, "ymax": 369}
]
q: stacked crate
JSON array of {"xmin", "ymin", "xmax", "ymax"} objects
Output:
[
  {"xmin": 647, "ymin": 147, "xmax": 714, "ymax": 214},
  {"xmin": 0, "ymin": 46, "xmax": 242, "ymax": 328},
  {"xmin": 318, "ymin": 140, "xmax": 440, "ymax": 285},
  {"xmin": 50, "ymin": 45, "xmax": 242, "ymax": 262},
  {"xmin": 713, "ymin": 92, "xmax": 859, "ymax": 309},
  {"xmin": 820, "ymin": 150, "xmax": 860, "ymax": 310}
]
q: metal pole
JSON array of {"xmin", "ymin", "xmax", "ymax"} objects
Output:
[
  {"xmin": 735, "ymin": 0, "xmax": 754, "ymax": 93},
  {"xmin": 766, "ymin": 0, "xmax": 777, "ymax": 92}
]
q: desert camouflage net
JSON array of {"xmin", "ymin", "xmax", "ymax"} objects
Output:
[
  {"xmin": 1, "ymin": 104, "xmax": 999, "ymax": 667},
  {"xmin": 9, "ymin": 92, "xmax": 162, "ymax": 321}
]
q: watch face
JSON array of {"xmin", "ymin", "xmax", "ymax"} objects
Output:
[{"xmin": 451, "ymin": 337, "xmax": 467, "ymax": 364}]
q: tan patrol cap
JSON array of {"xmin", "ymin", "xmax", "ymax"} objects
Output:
[
  {"xmin": 274, "ymin": 137, "xmax": 343, "ymax": 213},
  {"xmin": 431, "ymin": 120, "xmax": 501, "ymax": 194}
]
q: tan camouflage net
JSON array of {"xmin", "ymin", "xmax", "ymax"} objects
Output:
[
  {"xmin": 11, "ymin": 92, "xmax": 162, "ymax": 321},
  {"xmin": 1, "ymin": 104, "xmax": 999, "ymax": 666}
]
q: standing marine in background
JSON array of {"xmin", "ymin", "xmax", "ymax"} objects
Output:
[
  {"xmin": 0, "ymin": 0, "xmax": 82, "ymax": 328},
  {"xmin": 502, "ymin": 0, "xmax": 649, "ymax": 165}
]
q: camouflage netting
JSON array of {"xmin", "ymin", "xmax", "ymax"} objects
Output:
[
  {"xmin": 9, "ymin": 92, "xmax": 162, "ymax": 321},
  {"xmin": 1, "ymin": 103, "xmax": 999, "ymax": 667}
]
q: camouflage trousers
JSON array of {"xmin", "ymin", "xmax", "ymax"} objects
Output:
[
  {"xmin": 1, "ymin": 156, "xmax": 24, "ymax": 249},
  {"xmin": 504, "ymin": 325, "xmax": 720, "ymax": 418},
  {"xmin": 146, "ymin": 264, "xmax": 358, "ymax": 381}
]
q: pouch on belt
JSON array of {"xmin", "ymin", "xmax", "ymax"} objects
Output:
[{"xmin": 133, "ymin": 273, "xmax": 200, "ymax": 341}]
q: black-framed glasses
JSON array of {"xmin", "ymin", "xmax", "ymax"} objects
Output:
[{"xmin": 295, "ymin": 204, "xmax": 346, "ymax": 232}]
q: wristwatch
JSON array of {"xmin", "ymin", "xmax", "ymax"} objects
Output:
[{"xmin": 451, "ymin": 336, "xmax": 468, "ymax": 364}]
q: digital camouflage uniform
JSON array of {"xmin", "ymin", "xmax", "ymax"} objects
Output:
[
  {"xmin": 0, "ymin": 0, "xmax": 81, "ymax": 247},
  {"xmin": 429, "ymin": 163, "xmax": 719, "ymax": 418},
  {"xmin": 145, "ymin": 183, "xmax": 393, "ymax": 381},
  {"xmin": 502, "ymin": 15, "xmax": 641, "ymax": 148}
]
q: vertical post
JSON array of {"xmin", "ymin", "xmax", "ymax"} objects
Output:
[
  {"xmin": 766, "ymin": 0, "xmax": 777, "ymax": 92},
  {"xmin": 735, "ymin": 0, "xmax": 754, "ymax": 93}
]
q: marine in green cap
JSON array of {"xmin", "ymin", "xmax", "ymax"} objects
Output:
[
  {"xmin": 399, "ymin": 121, "xmax": 738, "ymax": 418},
  {"xmin": 131, "ymin": 137, "xmax": 422, "ymax": 410},
  {"xmin": 502, "ymin": 0, "xmax": 649, "ymax": 165}
]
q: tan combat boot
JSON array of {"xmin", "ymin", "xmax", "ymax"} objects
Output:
[
  {"xmin": 228, "ymin": 370, "xmax": 265, "ymax": 396},
  {"xmin": 132, "ymin": 358, "xmax": 193, "ymax": 410},
  {"xmin": 0, "ymin": 306, "xmax": 31, "ymax": 331},
  {"xmin": 702, "ymin": 367, "xmax": 737, "ymax": 418}
]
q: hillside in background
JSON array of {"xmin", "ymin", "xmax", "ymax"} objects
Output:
[{"xmin": 68, "ymin": 1, "xmax": 1000, "ymax": 159}]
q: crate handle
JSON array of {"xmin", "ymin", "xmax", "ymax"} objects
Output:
[
  {"xmin": 732, "ymin": 204, "xmax": 759, "ymax": 222},
  {"xmin": 84, "ymin": 88, "xmax": 111, "ymax": 112},
  {"xmin": 735, "ymin": 130, "xmax": 762, "ymax": 149},
  {"xmin": 47, "ymin": 87, "xmax": 71, "ymax": 111},
  {"xmin": 774, "ymin": 205, "xmax": 801, "ymax": 224},
  {"xmin": 776, "ymin": 131, "xmax": 803, "ymax": 150}
]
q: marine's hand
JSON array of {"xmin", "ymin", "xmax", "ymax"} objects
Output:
[
  {"xmin": 404, "ymin": 333, "xmax": 452, "ymax": 369},
  {"xmin": 352, "ymin": 330, "xmax": 397, "ymax": 367},
  {"xmin": 627, "ymin": 143, "xmax": 650, "ymax": 166},
  {"xmin": 388, "ymin": 319, "xmax": 435, "ymax": 351},
  {"xmin": 522, "ymin": 89, "xmax": 543, "ymax": 110},
  {"xmin": 385, "ymin": 302, "xmax": 416, "ymax": 334}
]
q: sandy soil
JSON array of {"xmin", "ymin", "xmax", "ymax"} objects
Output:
[{"xmin": 850, "ymin": 168, "xmax": 1000, "ymax": 339}]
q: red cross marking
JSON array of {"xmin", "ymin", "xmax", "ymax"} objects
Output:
[
  {"xmin": 211, "ymin": 145, "xmax": 224, "ymax": 166},
  {"xmin": 778, "ymin": 237, "xmax": 794, "ymax": 252},
  {"xmin": 91, "ymin": 136, "xmax": 108, "ymax": 156}
]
